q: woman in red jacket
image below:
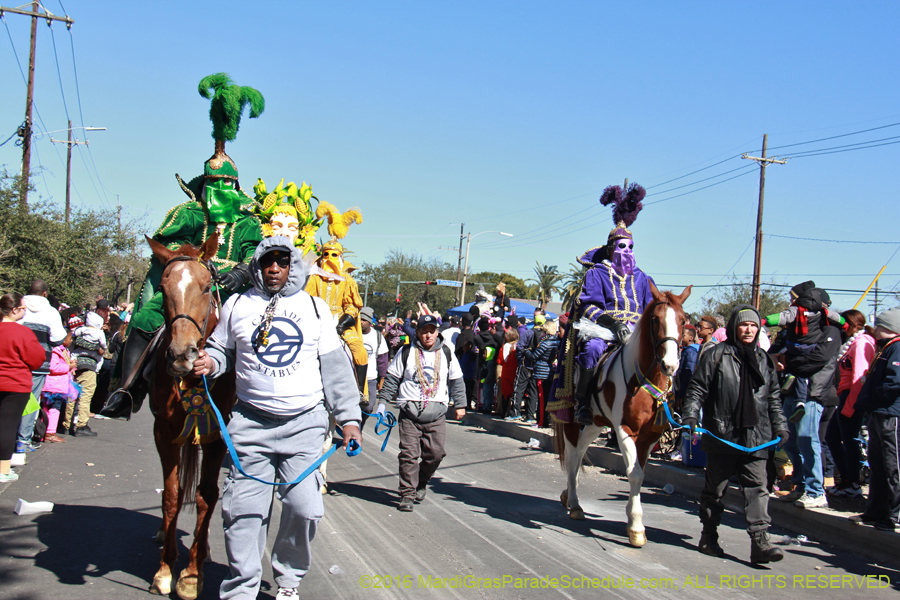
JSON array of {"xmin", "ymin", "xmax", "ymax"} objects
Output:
[{"xmin": 0, "ymin": 293, "xmax": 47, "ymax": 482}]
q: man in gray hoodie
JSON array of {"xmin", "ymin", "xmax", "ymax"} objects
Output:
[{"xmin": 193, "ymin": 236, "xmax": 361, "ymax": 600}]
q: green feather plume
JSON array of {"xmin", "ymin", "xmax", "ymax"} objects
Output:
[{"xmin": 198, "ymin": 73, "xmax": 266, "ymax": 143}]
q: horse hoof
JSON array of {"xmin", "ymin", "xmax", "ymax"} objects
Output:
[
  {"xmin": 560, "ymin": 490, "xmax": 568, "ymax": 509},
  {"xmin": 569, "ymin": 508, "xmax": 585, "ymax": 521},
  {"xmin": 149, "ymin": 573, "xmax": 171, "ymax": 595},
  {"xmin": 175, "ymin": 570, "xmax": 203, "ymax": 600},
  {"xmin": 321, "ymin": 484, "xmax": 328, "ymax": 495},
  {"xmin": 628, "ymin": 530, "xmax": 647, "ymax": 547},
  {"xmin": 154, "ymin": 528, "xmax": 165, "ymax": 544}
]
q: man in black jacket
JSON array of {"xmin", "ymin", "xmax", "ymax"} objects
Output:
[
  {"xmin": 775, "ymin": 309, "xmax": 841, "ymax": 509},
  {"xmin": 852, "ymin": 307, "xmax": 900, "ymax": 531},
  {"xmin": 683, "ymin": 305, "xmax": 789, "ymax": 565}
]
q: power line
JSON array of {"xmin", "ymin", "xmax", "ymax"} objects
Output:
[
  {"xmin": 764, "ymin": 121, "xmax": 900, "ymax": 152},
  {"xmin": 644, "ymin": 169, "xmax": 757, "ymax": 206},
  {"xmin": 644, "ymin": 154, "xmax": 743, "ymax": 189},
  {"xmin": 792, "ymin": 139, "xmax": 900, "ymax": 159},
  {"xmin": 646, "ymin": 163, "xmax": 756, "ymax": 196},
  {"xmin": 768, "ymin": 234, "xmax": 900, "ymax": 244},
  {"xmin": 48, "ymin": 21, "xmax": 70, "ymax": 123}
]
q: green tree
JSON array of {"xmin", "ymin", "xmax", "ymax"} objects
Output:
[
  {"xmin": 468, "ymin": 271, "xmax": 535, "ymax": 299},
  {"xmin": 358, "ymin": 249, "xmax": 459, "ymax": 318},
  {"xmin": 699, "ymin": 278, "xmax": 790, "ymax": 325},
  {"xmin": 561, "ymin": 262, "xmax": 588, "ymax": 308},
  {"xmin": 529, "ymin": 262, "xmax": 564, "ymax": 310},
  {"xmin": 0, "ymin": 168, "xmax": 149, "ymax": 306}
]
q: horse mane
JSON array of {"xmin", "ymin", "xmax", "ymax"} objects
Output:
[{"xmin": 171, "ymin": 242, "xmax": 203, "ymax": 259}]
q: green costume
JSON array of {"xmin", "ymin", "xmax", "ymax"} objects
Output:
[
  {"xmin": 103, "ymin": 73, "xmax": 266, "ymax": 420},
  {"xmin": 130, "ymin": 175, "xmax": 263, "ymax": 334}
]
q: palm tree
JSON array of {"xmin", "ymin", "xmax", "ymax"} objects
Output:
[
  {"xmin": 528, "ymin": 262, "xmax": 564, "ymax": 310},
  {"xmin": 561, "ymin": 262, "xmax": 588, "ymax": 307}
]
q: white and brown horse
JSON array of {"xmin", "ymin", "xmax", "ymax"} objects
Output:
[
  {"xmin": 146, "ymin": 234, "xmax": 237, "ymax": 599},
  {"xmin": 555, "ymin": 285, "xmax": 691, "ymax": 547}
]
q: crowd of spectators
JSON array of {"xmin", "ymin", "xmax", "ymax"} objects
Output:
[{"xmin": 0, "ymin": 279, "xmax": 132, "ymax": 482}]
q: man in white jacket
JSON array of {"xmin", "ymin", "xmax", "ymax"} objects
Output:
[
  {"xmin": 193, "ymin": 236, "xmax": 362, "ymax": 600},
  {"xmin": 19, "ymin": 279, "xmax": 67, "ymax": 447}
]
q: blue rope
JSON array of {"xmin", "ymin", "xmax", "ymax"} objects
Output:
[
  {"xmin": 202, "ymin": 375, "xmax": 360, "ymax": 486},
  {"xmin": 661, "ymin": 401, "xmax": 782, "ymax": 454},
  {"xmin": 361, "ymin": 409, "xmax": 397, "ymax": 452}
]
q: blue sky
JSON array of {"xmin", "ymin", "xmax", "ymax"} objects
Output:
[{"xmin": 2, "ymin": 1, "xmax": 898, "ymax": 314}]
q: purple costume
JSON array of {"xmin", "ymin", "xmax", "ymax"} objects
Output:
[{"xmin": 547, "ymin": 182, "xmax": 654, "ymax": 420}]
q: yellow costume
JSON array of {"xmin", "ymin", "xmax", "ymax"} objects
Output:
[{"xmin": 304, "ymin": 201, "xmax": 368, "ymax": 392}]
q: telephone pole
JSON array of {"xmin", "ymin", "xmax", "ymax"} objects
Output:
[
  {"xmin": 49, "ymin": 120, "xmax": 90, "ymax": 223},
  {"xmin": 1, "ymin": 3, "xmax": 75, "ymax": 209},
  {"xmin": 742, "ymin": 134, "xmax": 786, "ymax": 310},
  {"xmin": 455, "ymin": 223, "xmax": 464, "ymax": 304}
]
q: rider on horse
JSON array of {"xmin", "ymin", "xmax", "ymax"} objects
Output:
[
  {"xmin": 102, "ymin": 74, "xmax": 266, "ymax": 419},
  {"xmin": 548, "ymin": 183, "xmax": 657, "ymax": 426}
]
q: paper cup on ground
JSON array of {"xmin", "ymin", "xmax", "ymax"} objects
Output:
[
  {"xmin": 14, "ymin": 499, "xmax": 54, "ymax": 515},
  {"xmin": 11, "ymin": 453, "xmax": 25, "ymax": 466}
]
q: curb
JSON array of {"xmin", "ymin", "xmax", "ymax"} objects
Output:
[{"xmin": 461, "ymin": 412, "xmax": 900, "ymax": 569}]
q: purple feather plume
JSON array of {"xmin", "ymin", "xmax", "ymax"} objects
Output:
[{"xmin": 599, "ymin": 182, "xmax": 644, "ymax": 227}]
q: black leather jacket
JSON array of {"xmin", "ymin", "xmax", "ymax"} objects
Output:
[{"xmin": 682, "ymin": 342, "xmax": 788, "ymax": 457}]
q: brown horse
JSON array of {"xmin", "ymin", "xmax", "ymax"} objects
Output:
[
  {"xmin": 555, "ymin": 285, "xmax": 691, "ymax": 547},
  {"xmin": 145, "ymin": 233, "xmax": 236, "ymax": 599}
]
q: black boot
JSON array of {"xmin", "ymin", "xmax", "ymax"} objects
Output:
[
  {"xmin": 698, "ymin": 527, "xmax": 725, "ymax": 557},
  {"xmin": 101, "ymin": 328, "xmax": 154, "ymax": 419},
  {"xmin": 574, "ymin": 366, "xmax": 595, "ymax": 426},
  {"xmin": 355, "ymin": 364, "xmax": 368, "ymax": 394},
  {"xmin": 750, "ymin": 530, "xmax": 783, "ymax": 564}
]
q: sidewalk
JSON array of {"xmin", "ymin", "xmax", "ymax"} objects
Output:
[{"xmin": 462, "ymin": 412, "xmax": 900, "ymax": 570}]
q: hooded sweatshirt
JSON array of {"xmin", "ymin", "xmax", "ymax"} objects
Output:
[
  {"xmin": 205, "ymin": 236, "xmax": 361, "ymax": 424},
  {"xmin": 21, "ymin": 294, "xmax": 67, "ymax": 374}
]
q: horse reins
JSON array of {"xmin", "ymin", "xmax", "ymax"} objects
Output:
[{"xmin": 165, "ymin": 255, "xmax": 218, "ymax": 339}]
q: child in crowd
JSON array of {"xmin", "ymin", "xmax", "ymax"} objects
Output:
[
  {"xmin": 63, "ymin": 312, "xmax": 106, "ymax": 436},
  {"xmin": 40, "ymin": 333, "xmax": 77, "ymax": 442}
]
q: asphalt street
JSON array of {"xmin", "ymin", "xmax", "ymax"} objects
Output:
[{"xmin": 0, "ymin": 406, "xmax": 897, "ymax": 600}]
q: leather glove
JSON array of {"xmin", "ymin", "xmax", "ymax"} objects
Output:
[
  {"xmin": 776, "ymin": 430, "xmax": 789, "ymax": 446},
  {"xmin": 598, "ymin": 313, "xmax": 630, "ymax": 345},
  {"xmin": 336, "ymin": 313, "xmax": 357, "ymax": 335},
  {"xmin": 681, "ymin": 417, "xmax": 698, "ymax": 437},
  {"xmin": 217, "ymin": 262, "xmax": 250, "ymax": 293}
]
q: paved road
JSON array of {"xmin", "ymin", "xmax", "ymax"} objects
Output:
[{"xmin": 1, "ymin": 407, "xmax": 897, "ymax": 600}]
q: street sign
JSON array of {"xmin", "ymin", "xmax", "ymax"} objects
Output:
[{"xmin": 436, "ymin": 279, "xmax": 462, "ymax": 288}]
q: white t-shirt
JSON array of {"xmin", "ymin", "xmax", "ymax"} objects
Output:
[
  {"xmin": 388, "ymin": 343, "xmax": 462, "ymax": 408},
  {"xmin": 362, "ymin": 328, "xmax": 388, "ymax": 381},
  {"xmin": 441, "ymin": 327, "xmax": 461, "ymax": 354},
  {"xmin": 210, "ymin": 289, "xmax": 341, "ymax": 415}
]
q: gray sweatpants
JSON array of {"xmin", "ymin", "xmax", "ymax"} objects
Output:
[{"xmin": 220, "ymin": 401, "xmax": 328, "ymax": 600}]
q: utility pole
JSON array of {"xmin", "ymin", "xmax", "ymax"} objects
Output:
[
  {"xmin": 1, "ymin": 3, "xmax": 75, "ymax": 209},
  {"xmin": 363, "ymin": 275, "xmax": 369, "ymax": 307},
  {"xmin": 742, "ymin": 134, "xmax": 787, "ymax": 310},
  {"xmin": 460, "ymin": 233, "xmax": 472, "ymax": 305},
  {"xmin": 455, "ymin": 223, "xmax": 464, "ymax": 304},
  {"xmin": 49, "ymin": 120, "xmax": 89, "ymax": 223}
]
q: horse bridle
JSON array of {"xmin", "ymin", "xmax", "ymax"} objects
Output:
[
  {"xmin": 631, "ymin": 300, "xmax": 681, "ymax": 393},
  {"xmin": 165, "ymin": 255, "xmax": 218, "ymax": 338}
]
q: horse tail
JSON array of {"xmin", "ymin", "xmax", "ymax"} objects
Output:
[
  {"xmin": 178, "ymin": 442, "xmax": 200, "ymax": 509},
  {"xmin": 552, "ymin": 417, "xmax": 567, "ymax": 468}
]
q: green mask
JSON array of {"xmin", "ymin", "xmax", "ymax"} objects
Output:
[{"xmin": 204, "ymin": 179, "xmax": 242, "ymax": 223}]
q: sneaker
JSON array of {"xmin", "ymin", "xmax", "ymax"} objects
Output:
[
  {"xmin": 781, "ymin": 375, "xmax": 796, "ymax": 393},
  {"xmin": 874, "ymin": 520, "xmax": 896, "ymax": 532},
  {"xmin": 832, "ymin": 483, "xmax": 863, "ymax": 499},
  {"xmin": 275, "ymin": 588, "xmax": 298, "ymax": 600},
  {"xmin": 795, "ymin": 493, "xmax": 828, "ymax": 509},
  {"xmin": 72, "ymin": 425, "xmax": 98, "ymax": 437},
  {"xmin": 788, "ymin": 403, "xmax": 806, "ymax": 424},
  {"xmin": 398, "ymin": 497, "xmax": 414, "ymax": 512},
  {"xmin": 849, "ymin": 514, "xmax": 878, "ymax": 526},
  {"xmin": 0, "ymin": 471, "xmax": 18, "ymax": 482},
  {"xmin": 778, "ymin": 488, "xmax": 805, "ymax": 502},
  {"xmin": 504, "ymin": 416, "xmax": 519, "ymax": 421},
  {"xmin": 15, "ymin": 442, "xmax": 37, "ymax": 453},
  {"xmin": 415, "ymin": 487, "xmax": 427, "ymax": 502}
]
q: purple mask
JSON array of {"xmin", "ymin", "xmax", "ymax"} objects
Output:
[{"xmin": 610, "ymin": 239, "xmax": 635, "ymax": 276}]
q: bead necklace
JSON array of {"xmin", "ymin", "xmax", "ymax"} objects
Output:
[
  {"xmin": 415, "ymin": 347, "xmax": 441, "ymax": 403},
  {"xmin": 254, "ymin": 296, "xmax": 279, "ymax": 351}
]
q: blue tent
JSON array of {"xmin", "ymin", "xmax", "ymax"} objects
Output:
[{"xmin": 446, "ymin": 299, "xmax": 557, "ymax": 320}]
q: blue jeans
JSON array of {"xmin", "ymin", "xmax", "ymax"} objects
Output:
[
  {"xmin": 16, "ymin": 375, "xmax": 46, "ymax": 446},
  {"xmin": 783, "ymin": 377, "xmax": 825, "ymax": 497}
]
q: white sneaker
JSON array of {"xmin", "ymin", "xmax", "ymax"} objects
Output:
[
  {"xmin": 795, "ymin": 493, "xmax": 828, "ymax": 509},
  {"xmin": 276, "ymin": 587, "xmax": 298, "ymax": 600}
]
